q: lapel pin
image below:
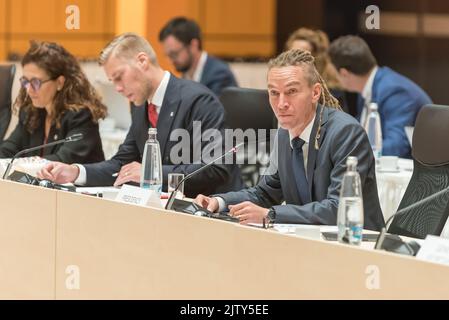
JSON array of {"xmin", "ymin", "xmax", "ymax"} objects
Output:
[
  {"xmin": 170, "ymin": 112, "xmax": 174, "ymax": 117},
  {"xmin": 54, "ymin": 134, "xmax": 58, "ymax": 140}
]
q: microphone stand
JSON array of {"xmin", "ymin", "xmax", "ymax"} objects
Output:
[
  {"xmin": 2, "ymin": 133, "xmax": 83, "ymax": 180},
  {"xmin": 165, "ymin": 142, "xmax": 244, "ymax": 211}
]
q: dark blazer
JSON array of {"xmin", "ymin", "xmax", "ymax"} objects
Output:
[
  {"xmin": 357, "ymin": 66, "xmax": 432, "ymax": 158},
  {"xmin": 0, "ymin": 107, "xmax": 104, "ymax": 163},
  {"xmin": 200, "ymin": 55, "xmax": 238, "ymax": 97},
  {"xmin": 216, "ymin": 104, "xmax": 385, "ymax": 231},
  {"xmin": 83, "ymin": 75, "xmax": 244, "ymax": 197}
]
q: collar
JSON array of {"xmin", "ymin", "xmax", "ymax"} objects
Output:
[
  {"xmin": 149, "ymin": 71, "xmax": 170, "ymax": 112},
  {"xmin": 361, "ymin": 66, "xmax": 378, "ymax": 103},
  {"xmin": 289, "ymin": 113, "xmax": 316, "ymax": 149},
  {"xmin": 193, "ymin": 51, "xmax": 208, "ymax": 82}
]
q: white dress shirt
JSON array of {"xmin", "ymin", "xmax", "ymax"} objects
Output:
[
  {"xmin": 359, "ymin": 66, "xmax": 378, "ymax": 126},
  {"xmin": 184, "ymin": 51, "xmax": 208, "ymax": 83}
]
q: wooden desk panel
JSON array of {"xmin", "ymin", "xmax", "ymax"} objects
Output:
[
  {"xmin": 0, "ymin": 180, "xmax": 56, "ymax": 299},
  {"xmin": 55, "ymin": 192, "xmax": 239, "ymax": 299},
  {"xmin": 2, "ymin": 180, "xmax": 448, "ymax": 299},
  {"xmin": 55, "ymin": 191, "xmax": 449, "ymax": 299}
]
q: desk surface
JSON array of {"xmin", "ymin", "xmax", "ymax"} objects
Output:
[{"xmin": 2, "ymin": 179, "xmax": 449, "ymax": 299}]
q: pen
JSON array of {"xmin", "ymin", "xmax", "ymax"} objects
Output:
[{"xmin": 112, "ymin": 172, "xmax": 118, "ymax": 177}]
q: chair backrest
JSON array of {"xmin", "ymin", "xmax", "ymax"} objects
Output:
[
  {"xmin": 0, "ymin": 64, "xmax": 16, "ymax": 140},
  {"xmin": 389, "ymin": 104, "xmax": 449, "ymax": 239},
  {"xmin": 219, "ymin": 87, "xmax": 277, "ymax": 186},
  {"xmin": 219, "ymin": 87, "xmax": 276, "ymax": 131}
]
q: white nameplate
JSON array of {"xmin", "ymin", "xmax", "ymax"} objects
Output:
[
  {"xmin": 416, "ymin": 235, "xmax": 449, "ymax": 266},
  {"xmin": 115, "ymin": 184, "xmax": 162, "ymax": 208}
]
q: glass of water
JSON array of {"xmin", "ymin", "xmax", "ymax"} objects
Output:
[{"xmin": 168, "ymin": 173, "xmax": 184, "ymax": 199}]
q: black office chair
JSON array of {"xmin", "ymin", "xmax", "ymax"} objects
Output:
[
  {"xmin": 388, "ymin": 104, "xmax": 449, "ymax": 239},
  {"xmin": 219, "ymin": 87, "xmax": 277, "ymax": 187},
  {"xmin": 0, "ymin": 64, "xmax": 16, "ymax": 140}
]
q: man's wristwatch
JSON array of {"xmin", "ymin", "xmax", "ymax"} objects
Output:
[{"xmin": 265, "ymin": 207, "xmax": 276, "ymax": 227}]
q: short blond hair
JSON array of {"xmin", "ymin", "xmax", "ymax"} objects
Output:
[{"xmin": 99, "ymin": 32, "xmax": 158, "ymax": 66}]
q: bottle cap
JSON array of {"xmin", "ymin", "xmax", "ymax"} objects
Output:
[
  {"xmin": 346, "ymin": 156, "xmax": 358, "ymax": 167},
  {"xmin": 148, "ymin": 128, "xmax": 157, "ymax": 134},
  {"xmin": 369, "ymin": 102, "xmax": 378, "ymax": 111}
]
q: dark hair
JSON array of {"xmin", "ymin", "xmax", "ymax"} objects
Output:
[
  {"xmin": 159, "ymin": 16, "xmax": 202, "ymax": 50},
  {"xmin": 15, "ymin": 41, "xmax": 107, "ymax": 132},
  {"xmin": 328, "ymin": 35, "xmax": 377, "ymax": 75}
]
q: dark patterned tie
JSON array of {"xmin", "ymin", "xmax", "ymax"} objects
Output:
[{"xmin": 291, "ymin": 137, "xmax": 310, "ymax": 204}]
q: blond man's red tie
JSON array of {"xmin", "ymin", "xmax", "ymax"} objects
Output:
[{"xmin": 148, "ymin": 103, "xmax": 158, "ymax": 127}]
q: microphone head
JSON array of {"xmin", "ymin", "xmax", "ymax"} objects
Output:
[
  {"xmin": 66, "ymin": 133, "xmax": 83, "ymax": 142},
  {"xmin": 39, "ymin": 179, "xmax": 54, "ymax": 188}
]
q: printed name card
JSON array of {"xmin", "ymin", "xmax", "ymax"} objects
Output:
[
  {"xmin": 416, "ymin": 235, "xmax": 449, "ymax": 266},
  {"xmin": 115, "ymin": 184, "xmax": 162, "ymax": 208}
]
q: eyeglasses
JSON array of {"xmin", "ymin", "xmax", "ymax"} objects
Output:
[
  {"xmin": 19, "ymin": 76, "xmax": 54, "ymax": 91},
  {"xmin": 166, "ymin": 46, "xmax": 187, "ymax": 60}
]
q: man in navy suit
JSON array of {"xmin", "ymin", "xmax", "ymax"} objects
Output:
[
  {"xmin": 159, "ymin": 17, "xmax": 238, "ymax": 97},
  {"xmin": 329, "ymin": 35, "xmax": 432, "ymax": 158},
  {"xmin": 195, "ymin": 49, "xmax": 385, "ymax": 231},
  {"xmin": 38, "ymin": 33, "xmax": 243, "ymax": 197}
]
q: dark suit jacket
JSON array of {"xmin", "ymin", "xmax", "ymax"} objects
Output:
[
  {"xmin": 0, "ymin": 107, "xmax": 104, "ymax": 163},
  {"xmin": 216, "ymin": 104, "xmax": 385, "ymax": 231},
  {"xmin": 83, "ymin": 75, "xmax": 243, "ymax": 197},
  {"xmin": 357, "ymin": 66, "xmax": 432, "ymax": 158},
  {"xmin": 200, "ymin": 55, "xmax": 238, "ymax": 97}
]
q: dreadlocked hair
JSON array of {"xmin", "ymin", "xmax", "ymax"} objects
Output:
[
  {"xmin": 268, "ymin": 49, "xmax": 341, "ymax": 110},
  {"xmin": 268, "ymin": 49, "xmax": 341, "ymax": 149}
]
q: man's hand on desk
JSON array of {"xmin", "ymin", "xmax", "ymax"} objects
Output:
[
  {"xmin": 194, "ymin": 195, "xmax": 269, "ymax": 225},
  {"xmin": 113, "ymin": 161, "xmax": 141, "ymax": 187},
  {"xmin": 194, "ymin": 194, "xmax": 219, "ymax": 212},
  {"xmin": 228, "ymin": 201, "xmax": 269, "ymax": 225},
  {"xmin": 37, "ymin": 162, "xmax": 79, "ymax": 184}
]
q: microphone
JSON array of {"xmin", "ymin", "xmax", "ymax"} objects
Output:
[
  {"xmin": 65, "ymin": 133, "xmax": 83, "ymax": 142},
  {"xmin": 374, "ymin": 185, "xmax": 449, "ymax": 255},
  {"xmin": 2, "ymin": 133, "xmax": 84, "ymax": 180},
  {"xmin": 165, "ymin": 142, "xmax": 244, "ymax": 211}
]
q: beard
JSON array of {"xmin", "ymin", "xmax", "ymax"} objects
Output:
[{"xmin": 175, "ymin": 51, "xmax": 193, "ymax": 74}]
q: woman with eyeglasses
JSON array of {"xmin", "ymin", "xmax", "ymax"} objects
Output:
[{"xmin": 0, "ymin": 41, "xmax": 107, "ymax": 164}]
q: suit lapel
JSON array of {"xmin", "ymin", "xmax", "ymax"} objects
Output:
[
  {"xmin": 156, "ymin": 75, "xmax": 181, "ymax": 157},
  {"xmin": 306, "ymin": 104, "xmax": 328, "ymax": 199},
  {"xmin": 199, "ymin": 55, "xmax": 211, "ymax": 85},
  {"xmin": 371, "ymin": 66, "xmax": 384, "ymax": 104},
  {"xmin": 356, "ymin": 94, "xmax": 364, "ymax": 119},
  {"xmin": 44, "ymin": 125, "xmax": 59, "ymax": 155},
  {"xmin": 136, "ymin": 103, "xmax": 150, "ymax": 155},
  {"xmin": 29, "ymin": 126, "xmax": 44, "ymax": 153},
  {"xmin": 29, "ymin": 111, "xmax": 46, "ymax": 154}
]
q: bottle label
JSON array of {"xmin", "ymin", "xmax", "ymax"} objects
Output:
[{"xmin": 141, "ymin": 183, "xmax": 162, "ymax": 194}]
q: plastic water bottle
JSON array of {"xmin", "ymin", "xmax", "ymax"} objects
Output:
[
  {"xmin": 364, "ymin": 102, "xmax": 382, "ymax": 160},
  {"xmin": 140, "ymin": 128, "xmax": 162, "ymax": 194},
  {"xmin": 337, "ymin": 156, "xmax": 364, "ymax": 245}
]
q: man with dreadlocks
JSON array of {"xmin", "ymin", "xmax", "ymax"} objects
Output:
[{"xmin": 195, "ymin": 49, "xmax": 385, "ymax": 231}]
